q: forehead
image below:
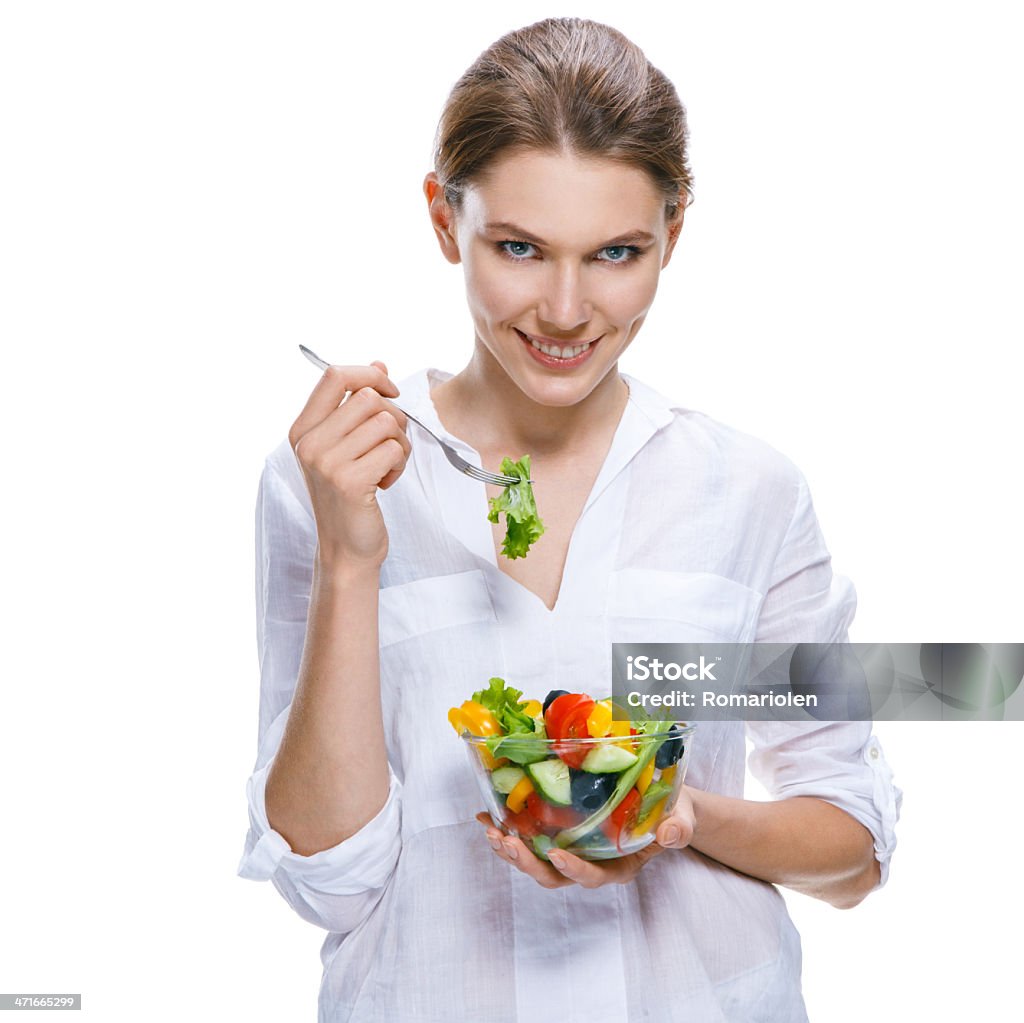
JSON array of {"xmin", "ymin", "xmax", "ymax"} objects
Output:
[{"xmin": 460, "ymin": 150, "xmax": 665, "ymax": 243}]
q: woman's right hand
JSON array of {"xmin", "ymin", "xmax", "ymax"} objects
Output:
[{"xmin": 288, "ymin": 360, "xmax": 410, "ymax": 570}]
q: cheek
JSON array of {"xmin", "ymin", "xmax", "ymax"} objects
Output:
[
  {"xmin": 606, "ymin": 269, "xmax": 660, "ymax": 322},
  {"xmin": 464, "ymin": 261, "xmax": 527, "ymax": 322}
]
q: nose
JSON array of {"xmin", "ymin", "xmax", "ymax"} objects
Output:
[{"xmin": 537, "ymin": 262, "xmax": 594, "ymax": 334}]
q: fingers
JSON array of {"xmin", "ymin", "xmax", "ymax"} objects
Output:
[
  {"xmin": 323, "ymin": 400, "xmax": 411, "ymax": 466},
  {"xmin": 549, "ymin": 843, "xmax": 664, "ymax": 887},
  {"xmin": 476, "ymin": 813, "xmax": 574, "ymax": 890},
  {"xmin": 289, "ymin": 363, "xmax": 399, "ymax": 452},
  {"xmin": 294, "ymin": 385, "xmax": 410, "ymax": 485},
  {"xmin": 475, "ymin": 813, "xmax": 662, "ymax": 889}
]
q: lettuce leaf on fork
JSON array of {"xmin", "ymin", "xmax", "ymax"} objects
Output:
[{"xmin": 487, "ymin": 455, "xmax": 545, "ymax": 559}]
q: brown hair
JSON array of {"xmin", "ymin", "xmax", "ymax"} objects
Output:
[{"xmin": 432, "ymin": 17, "xmax": 693, "ymax": 222}]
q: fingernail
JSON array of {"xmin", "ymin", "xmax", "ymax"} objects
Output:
[
  {"xmin": 503, "ymin": 841, "xmax": 518, "ymax": 860},
  {"xmin": 662, "ymin": 825, "xmax": 681, "ymax": 845},
  {"xmin": 549, "ymin": 852, "xmax": 567, "ymax": 870},
  {"xmin": 488, "ymin": 836, "xmax": 502, "ymax": 851}
]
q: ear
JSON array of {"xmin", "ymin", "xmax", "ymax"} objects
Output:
[
  {"xmin": 423, "ymin": 172, "xmax": 462, "ymax": 265},
  {"xmin": 660, "ymin": 200, "xmax": 686, "ymax": 269}
]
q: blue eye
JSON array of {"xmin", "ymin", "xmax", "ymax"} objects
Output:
[
  {"xmin": 598, "ymin": 245, "xmax": 641, "ymax": 263},
  {"xmin": 499, "ymin": 240, "xmax": 537, "ymax": 260}
]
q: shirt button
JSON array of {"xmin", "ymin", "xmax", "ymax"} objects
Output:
[{"xmin": 869, "ymin": 746, "xmax": 880, "ymax": 759}]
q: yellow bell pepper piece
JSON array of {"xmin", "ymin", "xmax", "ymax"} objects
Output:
[
  {"xmin": 448, "ymin": 705, "xmax": 506, "ymax": 768},
  {"xmin": 633, "ymin": 797, "xmax": 668, "ymax": 835},
  {"xmin": 659, "ymin": 764, "xmax": 677, "ymax": 786},
  {"xmin": 505, "ymin": 775, "xmax": 535, "ymax": 813},
  {"xmin": 448, "ymin": 707, "xmax": 470, "ymax": 735},
  {"xmin": 457, "ymin": 701, "xmax": 502, "ymax": 737},
  {"xmin": 636, "ymin": 758, "xmax": 656, "ymax": 796},
  {"xmin": 587, "ymin": 700, "xmax": 613, "ymax": 738},
  {"xmin": 519, "ymin": 699, "xmax": 542, "ymax": 718}
]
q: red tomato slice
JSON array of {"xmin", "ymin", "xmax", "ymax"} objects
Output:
[
  {"xmin": 526, "ymin": 791, "xmax": 582, "ymax": 831},
  {"xmin": 601, "ymin": 788, "xmax": 642, "ymax": 852},
  {"xmin": 545, "ymin": 693, "xmax": 592, "ymax": 741},
  {"xmin": 555, "ymin": 701, "xmax": 596, "ymax": 769},
  {"xmin": 505, "ymin": 807, "xmax": 541, "ymax": 839}
]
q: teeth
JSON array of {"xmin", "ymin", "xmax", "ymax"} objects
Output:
[{"xmin": 528, "ymin": 338, "xmax": 592, "ymax": 359}]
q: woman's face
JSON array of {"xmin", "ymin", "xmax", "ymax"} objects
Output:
[{"xmin": 426, "ymin": 149, "xmax": 682, "ymax": 408}]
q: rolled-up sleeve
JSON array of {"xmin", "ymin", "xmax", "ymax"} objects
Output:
[
  {"xmin": 746, "ymin": 467, "xmax": 903, "ymax": 891},
  {"xmin": 746, "ymin": 721, "xmax": 901, "ymax": 890},
  {"xmin": 236, "ymin": 445, "xmax": 403, "ymax": 932},
  {"xmin": 238, "ymin": 734, "xmax": 403, "ymax": 933}
]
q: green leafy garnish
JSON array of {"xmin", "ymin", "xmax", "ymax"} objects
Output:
[
  {"xmin": 485, "ymin": 732, "xmax": 549, "ymax": 766},
  {"xmin": 472, "ymin": 677, "xmax": 535, "ymax": 734},
  {"xmin": 487, "ymin": 455, "xmax": 545, "ymax": 559},
  {"xmin": 474, "ymin": 676, "xmax": 548, "ymax": 765}
]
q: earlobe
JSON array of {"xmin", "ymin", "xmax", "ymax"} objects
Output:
[{"xmin": 423, "ymin": 172, "xmax": 462, "ymax": 265}]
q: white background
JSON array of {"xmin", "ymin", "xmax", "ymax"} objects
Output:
[{"xmin": 1, "ymin": 1, "xmax": 1020, "ymax": 1020}]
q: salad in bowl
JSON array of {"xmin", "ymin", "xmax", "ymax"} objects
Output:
[{"xmin": 448, "ymin": 678, "xmax": 695, "ymax": 862}]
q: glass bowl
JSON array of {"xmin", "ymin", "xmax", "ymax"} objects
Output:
[{"xmin": 461, "ymin": 722, "xmax": 696, "ymax": 861}]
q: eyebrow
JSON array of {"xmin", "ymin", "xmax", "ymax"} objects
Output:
[{"xmin": 484, "ymin": 221, "xmax": 656, "ymax": 246}]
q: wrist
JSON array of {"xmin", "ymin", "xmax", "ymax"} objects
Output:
[
  {"xmin": 685, "ymin": 786, "xmax": 730, "ymax": 857},
  {"xmin": 313, "ymin": 548, "xmax": 383, "ymax": 590}
]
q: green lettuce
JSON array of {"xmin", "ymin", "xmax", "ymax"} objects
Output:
[
  {"xmin": 487, "ymin": 455, "xmax": 545, "ymax": 559},
  {"xmin": 474, "ymin": 676, "xmax": 548, "ymax": 765},
  {"xmin": 472, "ymin": 677, "xmax": 534, "ymax": 734}
]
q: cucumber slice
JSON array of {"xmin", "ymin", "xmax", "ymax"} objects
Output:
[
  {"xmin": 490, "ymin": 765, "xmax": 526, "ymax": 795},
  {"xmin": 525, "ymin": 758, "xmax": 572, "ymax": 806},
  {"xmin": 581, "ymin": 744, "xmax": 638, "ymax": 773},
  {"xmin": 532, "ymin": 835, "xmax": 555, "ymax": 861}
]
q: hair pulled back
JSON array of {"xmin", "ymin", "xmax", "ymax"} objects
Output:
[{"xmin": 432, "ymin": 17, "xmax": 693, "ymax": 221}]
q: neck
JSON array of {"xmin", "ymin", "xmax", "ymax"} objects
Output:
[{"xmin": 433, "ymin": 338, "xmax": 629, "ymax": 460}]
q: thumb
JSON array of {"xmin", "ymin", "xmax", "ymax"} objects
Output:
[{"xmin": 655, "ymin": 813, "xmax": 695, "ymax": 849}]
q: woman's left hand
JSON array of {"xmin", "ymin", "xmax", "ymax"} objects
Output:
[{"xmin": 477, "ymin": 786, "xmax": 697, "ymax": 889}]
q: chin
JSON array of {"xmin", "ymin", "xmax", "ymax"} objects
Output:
[{"xmin": 517, "ymin": 367, "xmax": 610, "ymax": 408}]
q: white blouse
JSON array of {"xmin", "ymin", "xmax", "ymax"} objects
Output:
[{"xmin": 238, "ymin": 367, "xmax": 902, "ymax": 1023}]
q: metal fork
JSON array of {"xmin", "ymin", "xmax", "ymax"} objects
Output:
[{"xmin": 298, "ymin": 345, "xmax": 528, "ymax": 487}]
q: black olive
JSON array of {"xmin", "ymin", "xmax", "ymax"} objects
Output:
[
  {"xmin": 655, "ymin": 724, "xmax": 684, "ymax": 769},
  {"xmin": 570, "ymin": 769, "xmax": 618, "ymax": 812},
  {"xmin": 542, "ymin": 689, "xmax": 571, "ymax": 714}
]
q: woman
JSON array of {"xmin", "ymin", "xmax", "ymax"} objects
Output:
[{"xmin": 238, "ymin": 17, "xmax": 901, "ymax": 1022}]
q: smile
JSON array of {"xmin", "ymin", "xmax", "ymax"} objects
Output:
[{"xmin": 516, "ymin": 330, "xmax": 602, "ymax": 361}]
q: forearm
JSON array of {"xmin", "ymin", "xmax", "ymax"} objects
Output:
[
  {"xmin": 686, "ymin": 787, "xmax": 880, "ymax": 909},
  {"xmin": 264, "ymin": 555, "xmax": 390, "ymax": 856}
]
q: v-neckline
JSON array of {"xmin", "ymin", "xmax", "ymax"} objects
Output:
[{"xmin": 411, "ymin": 368, "xmax": 663, "ymax": 616}]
